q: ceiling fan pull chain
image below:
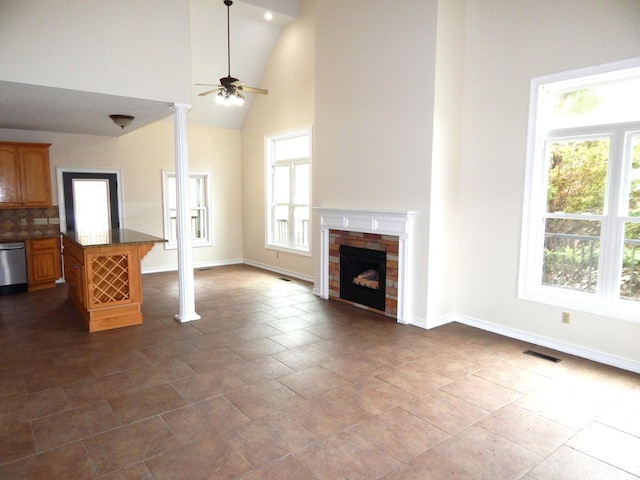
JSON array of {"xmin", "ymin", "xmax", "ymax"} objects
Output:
[
  {"xmin": 194, "ymin": 0, "xmax": 268, "ymax": 102},
  {"xmin": 225, "ymin": 0, "xmax": 232, "ymax": 77}
]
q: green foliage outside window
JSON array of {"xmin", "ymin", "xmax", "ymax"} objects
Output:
[{"xmin": 544, "ymin": 138, "xmax": 640, "ymax": 298}]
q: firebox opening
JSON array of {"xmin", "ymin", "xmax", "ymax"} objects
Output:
[{"xmin": 339, "ymin": 245, "xmax": 386, "ymax": 312}]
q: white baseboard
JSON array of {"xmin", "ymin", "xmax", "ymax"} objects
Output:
[
  {"xmin": 451, "ymin": 313, "xmax": 640, "ymax": 374},
  {"xmin": 141, "ymin": 259, "xmax": 242, "ymax": 275},
  {"xmin": 142, "ymin": 259, "xmax": 312, "ymax": 283},
  {"xmin": 242, "ymin": 259, "xmax": 314, "ymax": 283}
]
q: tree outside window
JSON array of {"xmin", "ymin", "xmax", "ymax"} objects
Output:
[{"xmin": 520, "ymin": 59, "xmax": 640, "ymax": 320}]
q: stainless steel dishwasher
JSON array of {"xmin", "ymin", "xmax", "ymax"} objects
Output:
[{"xmin": 0, "ymin": 242, "xmax": 28, "ymax": 294}]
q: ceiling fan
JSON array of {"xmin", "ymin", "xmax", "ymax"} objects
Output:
[{"xmin": 196, "ymin": 0, "xmax": 268, "ymax": 106}]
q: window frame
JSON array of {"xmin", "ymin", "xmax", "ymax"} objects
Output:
[
  {"xmin": 519, "ymin": 57, "xmax": 640, "ymax": 322},
  {"xmin": 162, "ymin": 170, "xmax": 212, "ymax": 250},
  {"xmin": 265, "ymin": 127, "xmax": 313, "ymax": 256}
]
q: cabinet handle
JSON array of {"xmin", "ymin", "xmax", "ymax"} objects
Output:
[{"xmin": 73, "ymin": 265, "xmax": 79, "ymax": 269}]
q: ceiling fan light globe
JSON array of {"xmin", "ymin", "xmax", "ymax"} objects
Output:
[
  {"xmin": 215, "ymin": 93, "xmax": 225, "ymax": 105},
  {"xmin": 223, "ymin": 94, "xmax": 234, "ymax": 106}
]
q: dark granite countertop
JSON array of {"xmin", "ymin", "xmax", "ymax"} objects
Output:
[
  {"xmin": 62, "ymin": 229, "xmax": 166, "ymax": 248},
  {"xmin": 0, "ymin": 233, "xmax": 60, "ymax": 243}
]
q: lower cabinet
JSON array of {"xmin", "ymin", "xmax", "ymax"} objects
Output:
[
  {"xmin": 26, "ymin": 237, "xmax": 61, "ymax": 291},
  {"xmin": 62, "ymin": 237, "xmax": 145, "ymax": 332},
  {"xmin": 62, "ymin": 243, "xmax": 85, "ymax": 308}
]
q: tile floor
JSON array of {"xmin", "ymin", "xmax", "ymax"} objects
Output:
[{"xmin": 0, "ymin": 264, "xmax": 639, "ymax": 479}]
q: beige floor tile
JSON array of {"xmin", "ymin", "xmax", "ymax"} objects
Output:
[
  {"xmin": 146, "ymin": 435, "xmax": 252, "ymax": 480},
  {"xmin": 295, "ymin": 429, "xmax": 401, "ymax": 479},
  {"xmin": 224, "ymin": 379, "xmax": 306, "ymax": 419},
  {"xmin": 529, "ymin": 445, "xmax": 639, "ymax": 480},
  {"xmin": 430, "ymin": 425, "xmax": 542, "ymax": 479},
  {"xmin": 277, "ymin": 365, "xmax": 352, "ymax": 399},
  {"xmin": 352, "ymin": 407, "xmax": 450, "ymax": 462},
  {"xmin": 321, "ymin": 354, "xmax": 392, "ymax": 382},
  {"xmin": 440, "ymin": 373, "xmax": 522, "ymax": 411},
  {"xmin": 402, "ymin": 389, "xmax": 490, "ymax": 434},
  {"xmin": 239, "ymin": 455, "xmax": 317, "ymax": 480},
  {"xmin": 171, "ymin": 368, "xmax": 246, "ymax": 403},
  {"xmin": 271, "ymin": 344, "xmax": 336, "ymax": 371},
  {"xmin": 286, "ymin": 391, "xmax": 371, "ymax": 438},
  {"xmin": 226, "ymin": 411, "xmax": 317, "ymax": 468},
  {"xmin": 337, "ymin": 376, "xmax": 417, "ymax": 415},
  {"xmin": 32, "ymin": 399, "xmax": 120, "ymax": 451},
  {"xmin": 377, "ymin": 358, "xmax": 454, "ymax": 396},
  {"xmin": 84, "ymin": 416, "xmax": 180, "ymax": 476},
  {"xmin": 478, "ymin": 404, "xmax": 575, "ymax": 456},
  {"xmin": 108, "ymin": 383, "xmax": 188, "ymax": 424},
  {"xmin": 161, "ymin": 396, "xmax": 250, "ymax": 444},
  {"xmin": 223, "ymin": 355, "xmax": 295, "ymax": 384},
  {"xmin": 0, "ymin": 441, "xmax": 95, "ymax": 480},
  {"xmin": 567, "ymin": 422, "xmax": 640, "ymax": 476},
  {"xmin": 473, "ymin": 362, "xmax": 550, "ymax": 393},
  {"xmin": 1, "ymin": 265, "xmax": 638, "ymax": 480}
]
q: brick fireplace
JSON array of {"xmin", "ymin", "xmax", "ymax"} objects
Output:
[
  {"xmin": 329, "ymin": 230, "xmax": 398, "ymax": 317},
  {"xmin": 315, "ymin": 208, "xmax": 417, "ymax": 323}
]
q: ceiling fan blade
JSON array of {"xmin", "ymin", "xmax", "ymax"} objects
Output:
[
  {"xmin": 238, "ymin": 85, "xmax": 268, "ymax": 95},
  {"xmin": 194, "ymin": 83, "xmax": 221, "ymax": 87},
  {"xmin": 198, "ymin": 88, "xmax": 221, "ymax": 97}
]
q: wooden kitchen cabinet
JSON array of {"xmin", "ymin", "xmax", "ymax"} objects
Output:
[
  {"xmin": 0, "ymin": 142, "xmax": 52, "ymax": 208},
  {"xmin": 62, "ymin": 238, "xmax": 85, "ymax": 308},
  {"xmin": 26, "ymin": 237, "xmax": 62, "ymax": 291}
]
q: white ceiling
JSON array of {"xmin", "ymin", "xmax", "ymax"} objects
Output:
[{"xmin": 0, "ymin": 0, "xmax": 296, "ymax": 137}]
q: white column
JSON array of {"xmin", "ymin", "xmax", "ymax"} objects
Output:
[{"xmin": 172, "ymin": 103, "xmax": 200, "ymax": 323}]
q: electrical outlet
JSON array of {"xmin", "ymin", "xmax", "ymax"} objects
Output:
[
  {"xmin": 562, "ymin": 312, "xmax": 571, "ymax": 324},
  {"xmin": 20, "ymin": 218, "xmax": 28, "ymax": 226}
]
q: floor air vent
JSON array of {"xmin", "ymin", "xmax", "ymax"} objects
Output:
[{"xmin": 523, "ymin": 350, "xmax": 561, "ymax": 363}]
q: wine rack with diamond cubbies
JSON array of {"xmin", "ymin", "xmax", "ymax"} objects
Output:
[{"xmin": 62, "ymin": 235, "xmax": 158, "ymax": 332}]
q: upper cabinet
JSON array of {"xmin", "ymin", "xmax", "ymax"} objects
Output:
[{"xmin": 0, "ymin": 142, "xmax": 52, "ymax": 208}]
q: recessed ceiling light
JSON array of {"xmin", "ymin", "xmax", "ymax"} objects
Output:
[{"xmin": 264, "ymin": 11, "xmax": 273, "ymax": 21}]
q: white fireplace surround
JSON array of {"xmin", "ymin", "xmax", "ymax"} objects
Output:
[{"xmin": 314, "ymin": 208, "xmax": 417, "ymax": 323}]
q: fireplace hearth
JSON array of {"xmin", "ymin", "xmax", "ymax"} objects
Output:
[{"xmin": 340, "ymin": 245, "xmax": 386, "ymax": 311}]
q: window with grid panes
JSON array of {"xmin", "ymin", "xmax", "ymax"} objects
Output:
[
  {"xmin": 162, "ymin": 171, "xmax": 211, "ymax": 249},
  {"xmin": 265, "ymin": 128, "xmax": 312, "ymax": 254},
  {"xmin": 519, "ymin": 58, "xmax": 640, "ymax": 321}
]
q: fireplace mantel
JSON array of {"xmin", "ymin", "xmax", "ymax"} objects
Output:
[{"xmin": 314, "ymin": 208, "xmax": 417, "ymax": 323}]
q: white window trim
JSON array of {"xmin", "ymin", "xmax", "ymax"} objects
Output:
[
  {"xmin": 518, "ymin": 57, "xmax": 640, "ymax": 322},
  {"xmin": 162, "ymin": 170, "xmax": 212, "ymax": 250},
  {"xmin": 265, "ymin": 127, "xmax": 313, "ymax": 256}
]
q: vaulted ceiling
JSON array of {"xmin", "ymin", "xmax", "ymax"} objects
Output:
[{"xmin": 0, "ymin": 0, "xmax": 297, "ymax": 137}]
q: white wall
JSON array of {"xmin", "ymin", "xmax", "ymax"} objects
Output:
[
  {"xmin": 241, "ymin": 0, "xmax": 315, "ymax": 280},
  {"xmin": 456, "ymin": 0, "xmax": 640, "ymax": 365},
  {"xmin": 314, "ymin": 0, "xmax": 438, "ymax": 324},
  {"xmin": 426, "ymin": 0, "xmax": 466, "ymax": 325},
  {"xmin": 0, "ymin": 121, "xmax": 244, "ymax": 271},
  {"xmin": 0, "ymin": 0, "xmax": 192, "ymax": 103}
]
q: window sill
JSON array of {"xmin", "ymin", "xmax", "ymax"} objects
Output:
[
  {"xmin": 164, "ymin": 240, "xmax": 212, "ymax": 250},
  {"xmin": 267, "ymin": 244, "xmax": 311, "ymax": 257}
]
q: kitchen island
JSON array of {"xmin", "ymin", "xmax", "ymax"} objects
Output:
[{"xmin": 62, "ymin": 229, "xmax": 165, "ymax": 332}]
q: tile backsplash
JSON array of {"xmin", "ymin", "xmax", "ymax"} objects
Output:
[{"xmin": 0, "ymin": 207, "xmax": 61, "ymax": 237}]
